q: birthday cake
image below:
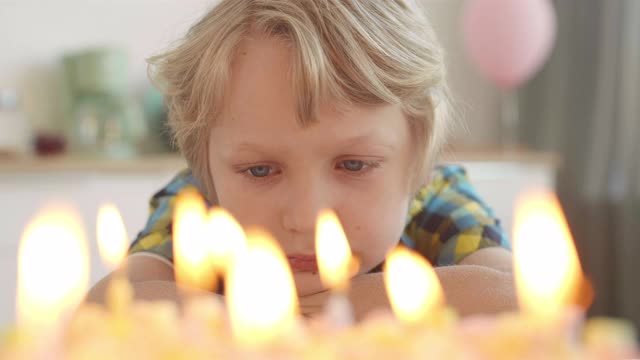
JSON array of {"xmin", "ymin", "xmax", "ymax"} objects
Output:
[
  {"xmin": 2, "ymin": 192, "xmax": 638, "ymax": 359},
  {"xmin": 2, "ymin": 283, "xmax": 637, "ymax": 359}
]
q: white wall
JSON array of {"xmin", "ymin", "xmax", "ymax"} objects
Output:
[
  {"xmin": 0, "ymin": 0, "xmax": 217, "ymax": 132},
  {"xmin": 425, "ymin": 0, "xmax": 503, "ymax": 146},
  {"xmin": 0, "ymin": 0, "xmax": 502, "ymax": 144}
]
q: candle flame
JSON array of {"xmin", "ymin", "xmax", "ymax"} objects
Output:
[
  {"xmin": 17, "ymin": 205, "xmax": 89, "ymax": 330},
  {"xmin": 173, "ymin": 188, "xmax": 216, "ymax": 291},
  {"xmin": 226, "ymin": 228, "xmax": 298, "ymax": 347},
  {"xmin": 513, "ymin": 190, "xmax": 584, "ymax": 317},
  {"xmin": 97, "ymin": 203, "xmax": 128, "ymax": 269},
  {"xmin": 385, "ymin": 246, "xmax": 444, "ymax": 324},
  {"xmin": 315, "ymin": 210, "xmax": 357, "ymax": 292},
  {"xmin": 206, "ymin": 207, "xmax": 246, "ymax": 275}
]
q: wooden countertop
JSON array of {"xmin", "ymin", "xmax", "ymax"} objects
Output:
[
  {"xmin": 440, "ymin": 148, "xmax": 561, "ymax": 165},
  {"xmin": 0, "ymin": 154, "xmax": 187, "ymax": 173},
  {"xmin": 0, "ymin": 148, "xmax": 560, "ymax": 173}
]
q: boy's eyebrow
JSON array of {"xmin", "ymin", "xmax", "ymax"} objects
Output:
[
  {"xmin": 220, "ymin": 133, "xmax": 398, "ymax": 158},
  {"xmin": 336, "ymin": 134, "xmax": 398, "ymax": 152},
  {"xmin": 242, "ymin": 135, "xmax": 394, "ymax": 151},
  {"xmin": 222, "ymin": 142, "xmax": 287, "ymax": 157}
]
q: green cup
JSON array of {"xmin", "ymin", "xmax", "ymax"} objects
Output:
[{"xmin": 62, "ymin": 47, "xmax": 129, "ymax": 95}]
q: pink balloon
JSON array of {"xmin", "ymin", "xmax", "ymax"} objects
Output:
[{"xmin": 462, "ymin": 0, "xmax": 557, "ymax": 90}]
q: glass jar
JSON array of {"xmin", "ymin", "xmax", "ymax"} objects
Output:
[{"xmin": 0, "ymin": 89, "xmax": 31, "ymax": 156}]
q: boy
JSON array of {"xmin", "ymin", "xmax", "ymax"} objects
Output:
[{"xmin": 88, "ymin": 0, "xmax": 516, "ymax": 319}]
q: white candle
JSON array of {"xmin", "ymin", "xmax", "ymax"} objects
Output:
[
  {"xmin": 384, "ymin": 246, "xmax": 445, "ymax": 326},
  {"xmin": 315, "ymin": 210, "xmax": 357, "ymax": 327},
  {"xmin": 226, "ymin": 228, "xmax": 300, "ymax": 348},
  {"xmin": 97, "ymin": 203, "xmax": 133, "ymax": 313},
  {"xmin": 16, "ymin": 205, "xmax": 89, "ymax": 359},
  {"xmin": 173, "ymin": 189, "xmax": 217, "ymax": 294}
]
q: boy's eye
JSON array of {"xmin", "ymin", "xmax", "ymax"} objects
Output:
[
  {"xmin": 247, "ymin": 165, "xmax": 272, "ymax": 177},
  {"xmin": 336, "ymin": 159, "xmax": 381, "ymax": 174},
  {"xmin": 341, "ymin": 160, "xmax": 365, "ymax": 172}
]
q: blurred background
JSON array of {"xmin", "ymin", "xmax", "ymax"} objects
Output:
[{"xmin": 0, "ymin": 0, "xmax": 637, "ymax": 330}]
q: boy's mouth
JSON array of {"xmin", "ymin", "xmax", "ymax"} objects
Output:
[{"xmin": 287, "ymin": 254, "xmax": 318, "ymax": 273}]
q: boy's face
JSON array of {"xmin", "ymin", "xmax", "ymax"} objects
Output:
[{"xmin": 208, "ymin": 35, "xmax": 414, "ymax": 296}]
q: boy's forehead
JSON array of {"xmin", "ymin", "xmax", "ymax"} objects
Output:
[
  {"xmin": 223, "ymin": 34, "xmax": 405, "ymax": 127},
  {"xmin": 224, "ymin": 35, "xmax": 296, "ymax": 121},
  {"xmin": 213, "ymin": 101, "xmax": 408, "ymax": 157},
  {"xmin": 230, "ymin": 34, "xmax": 293, "ymax": 88},
  {"xmin": 214, "ymin": 33, "xmax": 410, "ymax": 151}
]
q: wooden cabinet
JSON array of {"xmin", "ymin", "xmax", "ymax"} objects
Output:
[{"xmin": 0, "ymin": 157, "xmax": 182, "ymax": 326}]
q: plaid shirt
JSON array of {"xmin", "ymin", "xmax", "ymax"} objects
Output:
[{"xmin": 129, "ymin": 165, "xmax": 511, "ymax": 267}]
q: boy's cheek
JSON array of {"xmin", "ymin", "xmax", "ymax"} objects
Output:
[{"xmin": 347, "ymin": 198, "xmax": 410, "ymax": 270}]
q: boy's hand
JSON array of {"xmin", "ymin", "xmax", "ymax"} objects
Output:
[
  {"xmin": 298, "ymin": 288, "xmax": 330, "ymax": 318},
  {"xmin": 298, "ymin": 273, "xmax": 390, "ymax": 321},
  {"xmin": 298, "ymin": 248, "xmax": 518, "ymax": 321}
]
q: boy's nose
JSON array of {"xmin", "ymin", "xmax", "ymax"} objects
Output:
[{"xmin": 281, "ymin": 176, "xmax": 330, "ymax": 235}]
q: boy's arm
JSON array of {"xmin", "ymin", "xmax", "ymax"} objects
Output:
[
  {"xmin": 85, "ymin": 255, "xmax": 180, "ymax": 305},
  {"xmin": 437, "ymin": 246, "xmax": 516, "ymax": 316},
  {"xmin": 87, "ymin": 169, "xmax": 215, "ymax": 305},
  {"xmin": 86, "ymin": 255, "xmax": 217, "ymax": 305},
  {"xmin": 300, "ymin": 247, "xmax": 516, "ymax": 320},
  {"xmin": 86, "ymin": 255, "xmax": 174, "ymax": 304}
]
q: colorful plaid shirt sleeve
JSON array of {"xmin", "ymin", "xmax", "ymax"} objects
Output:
[
  {"xmin": 129, "ymin": 165, "xmax": 511, "ymax": 266},
  {"xmin": 128, "ymin": 169, "xmax": 204, "ymax": 263},
  {"xmin": 402, "ymin": 165, "xmax": 511, "ymax": 266}
]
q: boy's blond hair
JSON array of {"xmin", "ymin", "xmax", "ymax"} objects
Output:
[{"xmin": 148, "ymin": 0, "xmax": 452, "ymax": 200}]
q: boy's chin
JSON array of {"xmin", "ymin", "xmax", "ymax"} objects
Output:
[{"xmin": 292, "ymin": 272, "xmax": 326, "ymax": 296}]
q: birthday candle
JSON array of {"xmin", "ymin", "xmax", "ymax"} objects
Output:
[
  {"xmin": 315, "ymin": 209, "xmax": 358, "ymax": 327},
  {"xmin": 16, "ymin": 204, "xmax": 89, "ymax": 359}
]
